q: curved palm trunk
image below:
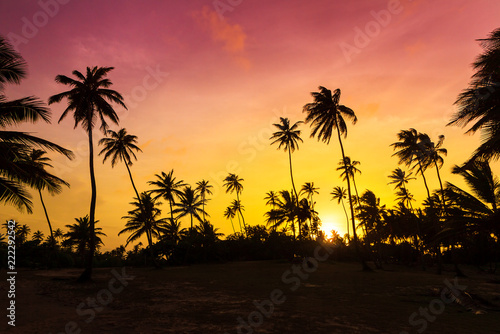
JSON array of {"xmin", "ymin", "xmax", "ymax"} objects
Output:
[
  {"xmin": 201, "ymin": 194, "xmax": 206, "ymax": 222},
  {"xmin": 124, "ymin": 161, "xmax": 142, "ymax": 206},
  {"xmin": 417, "ymin": 161, "xmax": 431, "ymax": 200},
  {"xmin": 288, "ymin": 149, "xmax": 300, "ymax": 239},
  {"xmin": 236, "ymin": 193, "xmax": 247, "ymax": 234},
  {"xmin": 38, "ymin": 189, "xmax": 55, "ymax": 248},
  {"xmin": 169, "ymin": 199, "xmax": 175, "ymax": 224},
  {"xmin": 341, "ymin": 199, "xmax": 350, "ymax": 240},
  {"xmin": 79, "ymin": 128, "xmax": 97, "ymax": 282},
  {"xmin": 229, "ymin": 217, "xmax": 236, "ymax": 234},
  {"xmin": 336, "ymin": 126, "xmax": 370, "ymax": 271}
]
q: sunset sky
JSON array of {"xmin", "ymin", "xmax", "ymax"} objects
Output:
[{"xmin": 2, "ymin": 0, "xmax": 500, "ymax": 250}]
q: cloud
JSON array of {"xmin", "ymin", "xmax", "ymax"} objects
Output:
[{"xmin": 192, "ymin": 6, "xmax": 250, "ymax": 69}]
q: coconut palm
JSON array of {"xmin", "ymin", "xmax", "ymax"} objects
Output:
[
  {"xmin": 99, "ymin": 128, "xmax": 142, "ymax": 204},
  {"xmin": 195, "ymin": 180, "xmax": 213, "ymax": 222},
  {"xmin": 230, "ymin": 199, "xmax": 244, "ymax": 233},
  {"xmin": 337, "ymin": 157, "xmax": 361, "ymax": 202},
  {"xmin": 449, "ymin": 28, "xmax": 500, "ymax": 162},
  {"xmin": 300, "ymin": 182, "xmax": 319, "ymax": 236},
  {"xmin": 63, "ymin": 216, "xmax": 106, "ymax": 263},
  {"xmin": 0, "ymin": 36, "xmax": 73, "ymax": 212},
  {"xmin": 270, "ymin": 117, "xmax": 303, "ymax": 203},
  {"xmin": 331, "ymin": 186, "xmax": 350, "ymax": 239},
  {"xmin": 223, "ymin": 173, "xmax": 247, "ymax": 232},
  {"xmin": 172, "ymin": 186, "xmax": 207, "ymax": 232},
  {"xmin": 303, "ymin": 86, "xmax": 368, "ymax": 269},
  {"xmin": 48, "ymin": 66, "xmax": 126, "ymax": 281},
  {"xmin": 419, "ymin": 133, "xmax": 448, "ymax": 210},
  {"xmin": 119, "ymin": 192, "xmax": 167, "ymax": 252},
  {"xmin": 162, "ymin": 219, "xmax": 188, "ymax": 244},
  {"xmin": 223, "ymin": 206, "xmax": 237, "ymax": 234},
  {"xmin": 148, "ymin": 170, "xmax": 186, "ymax": 224},
  {"xmin": 388, "ymin": 168, "xmax": 416, "ymax": 210},
  {"xmin": 264, "ymin": 190, "xmax": 297, "ymax": 238},
  {"xmin": 264, "ymin": 191, "xmax": 279, "ymax": 208},
  {"xmin": 26, "ymin": 149, "xmax": 69, "ymax": 247},
  {"xmin": 32, "ymin": 230, "xmax": 44, "ymax": 244},
  {"xmin": 391, "ymin": 129, "xmax": 432, "ymax": 200}
]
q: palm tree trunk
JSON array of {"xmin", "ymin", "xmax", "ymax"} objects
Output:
[
  {"xmin": 169, "ymin": 199, "xmax": 175, "ymax": 224},
  {"xmin": 433, "ymin": 160, "xmax": 447, "ymax": 210},
  {"xmin": 124, "ymin": 161, "xmax": 142, "ymax": 205},
  {"xmin": 336, "ymin": 126, "xmax": 370, "ymax": 271},
  {"xmin": 229, "ymin": 217, "xmax": 236, "ymax": 234},
  {"xmin": 236, "ymin": 193, "xmax": 247, "ymax": 234},
  {"xmin": 341, "ymin": 199, "xmax": 350, "ymax": 240},
  {"xmin": 79, "ymin": 127, "xmax": 97, "ymax": 282},
  {"xmin": 38, "ymin": 189, "xmax": 55, "ymax": 248},
  {"xmin": 288, "ymin": 149, "xmax": 300, "ymax": 239},
  {"xmin": 202, "ymin": 194, "xmax": 206, "ymax": 222},
  {"xmin": 417, "ymin": 161, "xmax": 431, "ymax": 200}
]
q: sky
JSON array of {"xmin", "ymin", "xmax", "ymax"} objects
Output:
[{"xmin": 1, "ymin": 0, "xmax": 500, "ymax": 251}]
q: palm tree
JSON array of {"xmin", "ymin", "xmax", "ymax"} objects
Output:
[
  {"xmin": 230, "ymin": 199, "xmax": 244, "ymax": 233},
  {"xmin": 331, "ymin": 186, "xmax": 350, "ymax": 239},
  {"xmin": 0, "ymin": 36, "xmax": 73, "ymax": 212},
  {"xmin": 419, "ymin": 133, "xmax": 448, "ymax": 210},
  {"xmin": 162, "ymin": 219, "xmax": 187, "ymax": 244},
  {"xmin": 223, "ymin": 173, "xmax": 247, "ymax": 232},
  {"xmin": 48, "ymin": 66, "xmax": 126, "ymax": 282},
  {"xmin": 32, "ymin": 230, "xmax": 44, "ymax": 244},
  {"xmin": 337, "ymin": 157, "xmax": 361, "ymax": 201},
  {"xmin": 264, "ymin": 190, "xmax": 297, "ymax": 238},
  {"xmin": 63, "ymin": 216, "xmax": 106, "ymax": 263},
  {"xmin": 303, "ymin": 86, "xmax": 368, "ymax": 269},
  {"xmin": 172, "ymin": 186, "xmax": 207, "ymax": 232},
  {"xmin": 26, "ymin": 149, "xmax": 69, "ymax": 247},
  {"xmin": 270, "ymin": 117, "xmax": 303, "ymax": 203},
  {"xmin": 148, "ymin": 170, "xmax": 185, "ymax": 224},
  {"xmin": 388, "ymin": 168, "xmax": 416, "ymax": 210},
  {"xmin": 195, "ymin": 180, "xmax": 213, "ymax": 222},
  {"xmin": 449, "ymin": 28, "xmax": 500, "ymax": 162},
  {"xmin": 264, "ymin": 191, "xmax": 279, "ymax": 208},
  {"xmin": 99, "ymin": 128, "xmax": 142, "ymax": 205},
  {"xmin": 119, "ymin": 192, "xmax": 167, "ymax": 253},
  {"xmin": 300, "ymin": 182, "xmax": 319, "ymax": 236},
  {"xmin": 223, "ymin": 206, "xmax": 237, "ymax": 234},
  {"xmin": 391, "ymin": 129, "xmax": 432, "ymax": 201}
]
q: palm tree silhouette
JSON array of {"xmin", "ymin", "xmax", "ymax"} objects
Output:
[
  {"xmin": 223, "ymin": 206, "xmax": 237, "ymax": 234},
  {"xmin": 25, "ymin": 149, "xmax": 70, "ymax": 247},
  {"xmin": 49, "ymin": 66, "xmax": 126, "ymax": 281},
  {"xmin": 223, "ymin": 173, "xmax": 247, "ymax": 233},
  {"xmin": 391, "ymin": 129, "xmax": 432, "ymax": 201},
  {"xmin": 99, "ymin": 128, "xmax": 143, "ymax": 205},
  {"xmin": 120, "ymin": 192, "xmax": 167, "ymax": 254},
  {"xmin": 32, "ymin": 230, "xmax": 44, "ymax": 244},
  {"xmin": 300, "ymin": 182, "xmax": 319, "ymax": 236},
  {"xmin": 230, "ymin": 199, "xmax": 244, "ymax": 232},
  {"xmin": 303, "ymin": 86, "xmax": 368, "ymax": 269},
  {"xmin": 264, "ymin": 190, "xmax": 297, "ymax": 238},
  {"xmin": 149, "ymin": 170, "xmax": 186, "ymax": 224},
  {"xmin": 449, "ymin": 28, "xmax": 500, "ymax": 162},
  {"xmin": 270, "ymin": 117, "xmax": 303, "ymax": 205},
  {"xmin": 172, "ymin": 186, "xmax": 207, "ymax": 232},
  {"xmin": 195, "ymin": 180, "xmax": 213, "ymax": 222},
  {"xmin": 264, "ymin": 191, "xmax": 279, "ymax": 208},
  {"xmin": 419, "ymin": 133, "xmax": 448, "ymax": 211},
  {"xmin": 63, "ymin": 215, "xmax": 106, "ymax": 264},
  {"xmin": 331, "ymin": 186, "xmax": 350, "ymax": 240},
  {"xmin": 388, "ymin": 168, "xmax": 416, "ymax": 210},
  {"xmin": 336, "ymin": 157, "xmax": 361, "ymax": 203},
  {"xmin": 0, "ymin": 36, "xmax": 73, "ymax": 212}
]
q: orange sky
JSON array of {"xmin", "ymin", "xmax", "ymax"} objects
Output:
[{"xmin": 2, "ymin": 0, "xmax": 500, "ymax": 250}]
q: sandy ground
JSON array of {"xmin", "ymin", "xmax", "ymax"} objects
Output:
[{"xmin": 1, "ymin": 261, "xmax": 500, "ymax": 333}]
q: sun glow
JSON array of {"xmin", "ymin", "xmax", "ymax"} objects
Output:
[{"xmin": 320, "ymin": 218, "xmax": 342, "ymax": 240}]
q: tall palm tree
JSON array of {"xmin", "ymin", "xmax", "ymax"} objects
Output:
[
  {"xmin": 303, "ymin": 86, "xmax": 368, "ymax": 269},
  {"xmin": 419, "ymin": 133, "xmax": 448, "ymax": 210},
  {"xmin": 331, "ymin": 186, "xmax": 350, "ymax": 239},
  {"xmin": 172, "ymin": 186, "xmax": 207, "ymax": 232},
  {"xmin": 148, "ymin": 170, "xmax": 185, "ymax": 224},
  {"xmin": 449, "ymin": 28, "xmax": 500, "ymax": 162},
  {"xmin": 336, "ymin": 157, "xmax": 361, "ymax": 201},
  {"xmin": 99, "ymin": 128, "xmax": 142, "ymax": 205},
  {"xmin": 119, "ymin": 192, "xmax": 167, "ymax": 253},
  {"xmin": 48, "ymin": 66, "xmax": 126, "ymax": 281},
  {"xmin": 391, "ymin": 129, "xmax": 432, "ymax": 201},
  {"xmin": 270, "ymin": 117, "xmax": 303, "ymax": 202},
  {"xmin": 26, "ymin": 149, "xmax": 69, "ymax": 247},
  {"xmin": 230, "ymin": 199, "xmax": 244, "ymax": 232},
  {"xmin": 195, "ymin": 180, "xmax": 213, "ymax": 222},
  {"xmin": 223, "ymin": 206, "xmax": 237, "ymax": 234},
  {"xmin": 223, "ymin": 173, "xmax": 247, "ymax": 232},
  {"xmin": 0, "ymin": 36, "xmax": 73, "ymax": 212},
  {"xmin": 63, "ymin": 216, "xmax": 106, "ymax": 263}
]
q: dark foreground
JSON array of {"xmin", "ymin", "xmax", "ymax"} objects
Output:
[{"xmin": 1, "ymin": 261, "xmax": 499, "ymax": 333}]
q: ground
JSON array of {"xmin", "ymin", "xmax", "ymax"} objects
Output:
[{"xmin": 1, "ymin": 261, "xmax": 499, "ymax": 333}]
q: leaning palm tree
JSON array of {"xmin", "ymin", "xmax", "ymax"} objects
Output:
[
  {"xmin": 99, "ymin": 128, "xmax": 142, "ymax": 205},
  {"xmin": 331, "ymin": 186, "xmax": 350, "ymax": 239},
  {"xmin": 449, "ymin": 28, "xmax": 500, "ymax": 162},
  {"xmin": 148, "ymin": 170, "xmax": 185, "ymax": 224},
  {"xmin": 270, "ymin": 117, "xmax": 303, "ymax": 202},
  {"xmin": 0, "ymin": 36, "xmax": 73, "ymax": 212},
  {"xmin": 26, "ymin": 149, "xmax": 69, "ymax": 247},
  {"xmin": 195, "ymin": 180, "xmax": 213, "ymax": 222},
  {"xmin": 303, "ymin": 86, "xmax": 369, "ymax": 269},
  {"xmin": 223, "ymin": 173, "xmax": 247, "ymax": 232},
  {"xmin": 172, "ymin": 186, "xmax": 207, "ymax": 232},
  {"xmin": 48, "ymin": 66, "xmax": 126, "ymax": 282}
]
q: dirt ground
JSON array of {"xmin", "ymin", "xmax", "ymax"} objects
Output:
[{"xmin": 1, "ymin": 261, "xmax": 500, "ymax": 333}]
